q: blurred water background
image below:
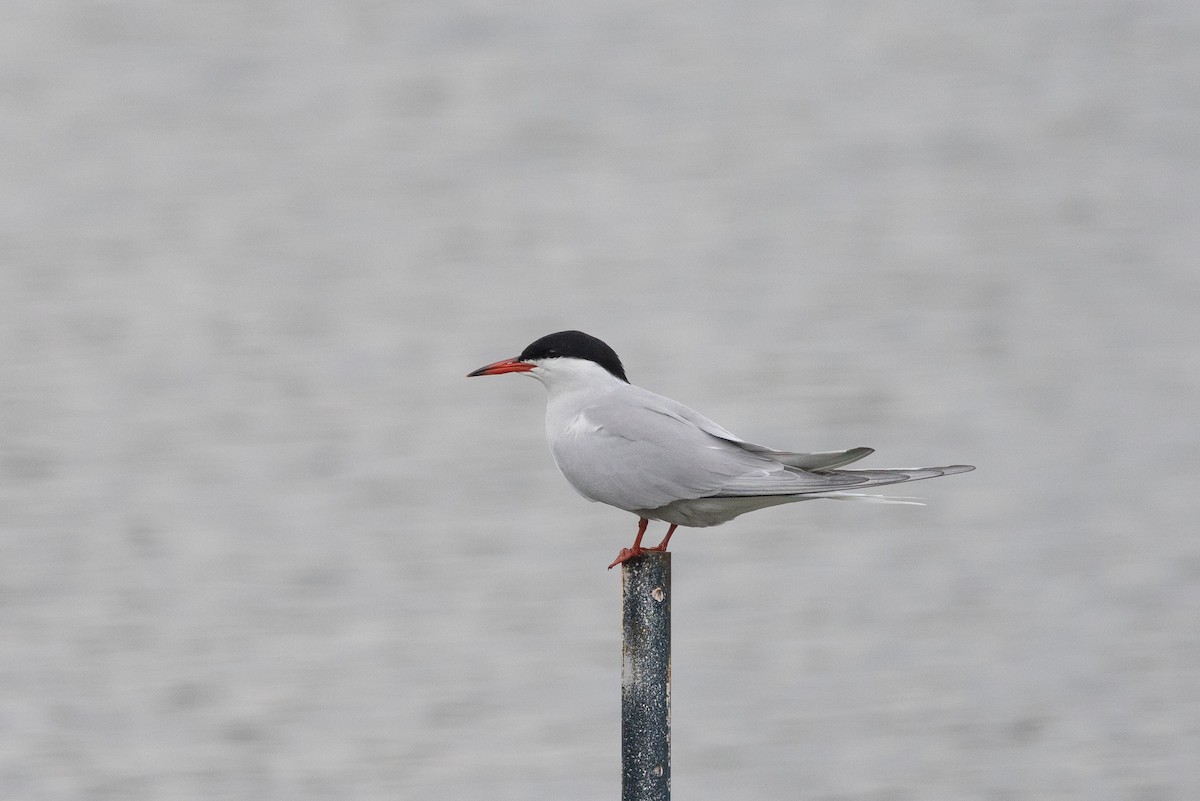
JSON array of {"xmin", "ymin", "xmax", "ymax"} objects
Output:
[{"xmin": 2, "ymin": 2, "xmax": 1198, "ymax": 799}]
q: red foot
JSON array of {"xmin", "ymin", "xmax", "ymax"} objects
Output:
[
  {"xmin": 607, "ymin": 542, "xmax": 673, "ymax": 569},
  {"xmin": 607, "ymin": 547, "xmax": 642, "ymax": 570},
  {"xmin": 608, "ymin": 519, "xmax": 678, "ymax": 569}
]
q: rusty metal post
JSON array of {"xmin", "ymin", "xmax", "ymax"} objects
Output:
[{"xmin": 621, "ymin": 551, "xmax": 671, "ymax": 801}]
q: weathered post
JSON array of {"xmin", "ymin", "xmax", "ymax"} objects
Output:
[{"xmin": 621, "ymin": 552, "xmax": 671, "ymax": 801}]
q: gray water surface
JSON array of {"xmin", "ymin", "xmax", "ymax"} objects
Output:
[{"xmin": 2, "ymin": 2, "xmax": 1198, "ymax": 799}]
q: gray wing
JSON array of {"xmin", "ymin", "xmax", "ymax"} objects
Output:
[
  {"xmin": 624, "ymin": 386, "xmax": 876, "ymax": 470},
  {"xmin": 550, "ymin": 396, "xmax": 872, "ymax": 512},
  {"xmin": 551, "ymin": 388, "xmax": 972, "ymax": 513},
  {"xmin": 732, "ymin": 445, "xmax": 874, "ymax": 470}
]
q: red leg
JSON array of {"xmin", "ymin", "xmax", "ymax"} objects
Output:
[
  {"xmin": 607, "ymin": 518, "xmax": 650, "ymax": 570},
  {"xmin": 648, "ymin": 523, "xmax": 677, "ymax": 552}
]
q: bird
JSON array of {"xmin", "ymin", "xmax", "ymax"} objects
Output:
[{"xmin": 468, "ymin": 330, "xmax": 974, "ymax": 568}]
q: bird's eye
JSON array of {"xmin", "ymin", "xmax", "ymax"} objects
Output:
[{"xmin": 547, "ymin": 349, "xmax": 558, "ymax": 356}]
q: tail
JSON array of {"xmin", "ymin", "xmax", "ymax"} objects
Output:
[
  {"xmin": 816, "ymin": 464, "xmax": 974, "ymax": 503},
  {"xmin": 822, "ymin": 492, "xmax": 927, "ymax": 506}
]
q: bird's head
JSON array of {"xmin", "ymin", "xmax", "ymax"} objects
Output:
[{"xmin": 467, "ymin": 330, "xmax": 630, "ymax": 387}]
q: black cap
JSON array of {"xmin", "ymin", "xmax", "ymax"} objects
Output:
[{"xmin": 518, "ymin": 330, "xmax": 629, "ymax": 382}]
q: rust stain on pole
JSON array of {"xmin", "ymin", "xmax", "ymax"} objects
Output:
[{"xmin": 621, "ymin": 551, "xmax": 671, "ymax": 801}]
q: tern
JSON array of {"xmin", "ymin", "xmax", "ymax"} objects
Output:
[{"xmin": 468, "ymin": 330, "xmax": 974, "ymax": 568}]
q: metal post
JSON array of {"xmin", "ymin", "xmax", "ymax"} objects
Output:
[{"xmin": 621, "ymin": 551, "xmax": 671, "ymax": 801}]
